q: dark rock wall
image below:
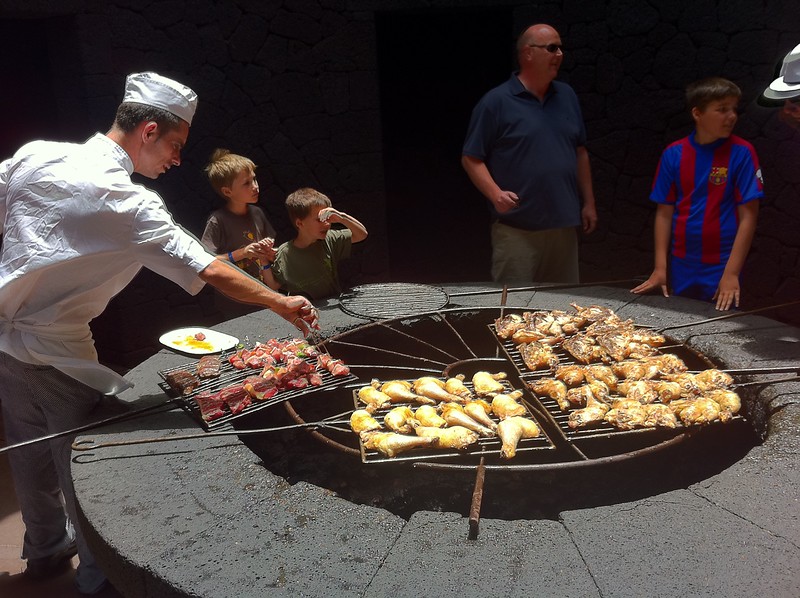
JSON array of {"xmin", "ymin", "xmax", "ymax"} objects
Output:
[{"xmin": 2, "ymin": 0, "xmax": 798, "ymax": 369}]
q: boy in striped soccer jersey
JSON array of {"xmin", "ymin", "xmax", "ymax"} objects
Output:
[{"xmin": 632, "ymin": 77, "xmax": 763, "ymax": 310}]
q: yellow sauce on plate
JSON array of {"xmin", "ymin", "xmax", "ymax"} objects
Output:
[{"xmin": 173, "ymin": 336, "xmax": 215, "ymax": 352}]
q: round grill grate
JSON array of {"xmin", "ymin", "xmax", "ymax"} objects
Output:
[{"xmin": 338, "ymin": 283, "xmax": 450, "ymax": 319}]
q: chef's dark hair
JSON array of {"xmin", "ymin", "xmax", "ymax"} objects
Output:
[
  {"xmin": 113, "ymin": 102, "xmax": 182, "ymax": 134},
  {"xmin": 686, "ymin": 77, "xmax": 741, "ymax": 112}
]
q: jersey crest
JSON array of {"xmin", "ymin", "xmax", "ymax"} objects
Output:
[{"xmin": 709, "ymin": 166, "xmax": 728, "ymax": 186}]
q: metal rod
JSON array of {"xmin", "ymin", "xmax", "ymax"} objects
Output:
[
  {"xmin": 448, "ymin": 278, "xmax": 644, "ymax": 297},
  {"xmin": 468, "ymin": 455, "xmax": 486, "ymax": 541},
  {"xmin": 377, "ymin": 321, "xmax": 461, "ymax": 361},
  {"xmin": 0, "ymin": 399, "xmax": 182, "ymax": 455},
  {"xmin": 658, "ymin": 299, "xmax": 800, "ymax": 332},
  {"xmin": 71, "ymin": 417, "xmax": 353, "ymax": 452},
  {"xmin": 284, "ymin": 401, "xmax": 361, "ymax": 457},
  {"xmin": 734, "ymin": 375, "xmax": 800, "ymax": 388},
  {"xmin": 323, "ymin": 339, "xmax": 449, "ymax": 367}
]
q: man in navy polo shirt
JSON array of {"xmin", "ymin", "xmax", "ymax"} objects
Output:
[{"xmin": 462, "ymin": 23, "xmax": 598, "ymax": 283}]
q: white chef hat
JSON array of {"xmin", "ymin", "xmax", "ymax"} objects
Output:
[
  {"xmin": 762, "ymin": 43, "xmax": 800, "ymax": 101},
  {"xmin": 122, "ymin": 72, "xmax": 198, "ymax": 125}
]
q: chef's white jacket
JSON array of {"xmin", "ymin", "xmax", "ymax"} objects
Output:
[{"xmin": 0, "ymin": 133, "xmax": 215, "ymax": 394}]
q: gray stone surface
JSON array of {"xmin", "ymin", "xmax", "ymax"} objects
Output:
[{"xmin": 72, "ymin": 284, "xmax": 800, "ymax": 597}]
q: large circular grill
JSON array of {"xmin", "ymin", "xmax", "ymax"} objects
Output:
[{"xmin": 279, "ymin": 305, "xmax": 751, "ymax": 471}]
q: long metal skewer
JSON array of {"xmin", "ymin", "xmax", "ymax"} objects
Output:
[
  {"xmin": 72, "ymin": 416, "xmax": 353, "ymax": 452},
  {"xmin": 0, "ymin": 398, "xmax": 183, "ymax": 455},
  {"xmin": 658, "ymin": 299, "xmax": 800, "ymax": 332},
  {"xmin": 448, "ymin": 278, "xmax": 644, "ymax": 297}
]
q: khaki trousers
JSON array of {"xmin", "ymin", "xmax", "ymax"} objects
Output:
[{"xmin": 491, "ymin": 223, "xmax": 579, "ymax": 284}]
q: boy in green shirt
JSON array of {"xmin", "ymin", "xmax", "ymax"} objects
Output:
[{"xmin": 264, "ymin": 188, "xmax": 368, "ymax": 299}]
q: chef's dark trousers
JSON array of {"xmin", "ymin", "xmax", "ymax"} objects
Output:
[{"xmin": 0, "ymin": 351, "xmax": 107, "ymax": 593}]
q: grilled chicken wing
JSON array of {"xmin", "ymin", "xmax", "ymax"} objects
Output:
[
  {"xmin": 642, "ymin": 403, "xmax": 678, "ymax": 428},
  {"xmin": 497, "ymin": 416, "xmax": 540, "ymax": 459},
  {"xmin": 562, "ymin": 333, "xmax": 608, "ymax": 364},
  {"xmin": 361, "ymin": 431, "xmax": 438, "ymax": 457},
  {"xmin": 569, "ymin": 303, "xmax": 617, "ymax": 322},
  {"xmin": 527, "ymin": 378, "xmax": 569, "ymax": 411},
  {"xmin": 695, "ymin": 369, "xmax": 734, "ymax": 391},
  {"xmin": 472, "ymin": 371, "xmax": 508, "ymax": 396},
  {"xmin": 678, "ymin": 397, "xmax": 721, "ymax": 425},
  {"xmin": 565, "ymin": 385, "xmax": 594, "ymax": 409},
  {"xmin": 654, "ymin": 380, "xmax": 683, "ymax": 403},
  {"xmin": 555, "ymin": 364, "xmax": 585, "ymax": 387},
  {"xmin": 384, "ymin": 406, "xmax": 416, "ymax": 434},
  {"xmin": 568, "ymin": 395, "xmax": 610, "ymax": 429},
  {"xmin": 605, "ymin": 404, "xmax": 648, "ymax": 430},
  {"xmin": 584, "ymin": 364, "xmax": 618, "ymax": 391},
  {"xmin": 350, "ymin": 409, "xmax": 382, "ymax": 434},
  {"xmin": 617, "ymin": 380, "xmax": 659, "ymax": 404},
  {"xmin": 704, "ymin": 389, "xmax": 741, "ymax": 422},
  {"xmin": 414, "ymin": 425, "xmax": 479, "ymax": 450},
  {"xmin": 612, "ymin": 360, "xmax": 661, "ymax": 381},
  {"xmin": 518, "ymin": 341, "xmax": 559, "ymax": 371},
  {"xmin": 494, "ymin": 313, "xmax": 525, "ymax": 339}
]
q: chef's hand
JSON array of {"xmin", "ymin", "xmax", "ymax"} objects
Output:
[
  {"xmin": 631, "ymin": 270, "xmax": 669, "ymax": 298},
  {"xmin": 273, "ymin": 296, "xmax": 320, "ymax": 334},
  {"xmin": 712, "ymin": 274, "xmax": 740, "ymax": 311},
  {"xmin": 493, "ymin": 190, "xmax": 520, "ymax": 214}
]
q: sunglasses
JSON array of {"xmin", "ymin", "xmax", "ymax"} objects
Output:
[{"xmin": 528, "ymin": 43, "xmax": 564, "ymax": 54}]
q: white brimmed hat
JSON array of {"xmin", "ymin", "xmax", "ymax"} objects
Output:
[
  {"xmin": 762, "ymin": 43, "xmax": 800, "ymax": 101},
  {"xmin": 122, "ymin": 72, "xmax": 198, "ymax": 125}
]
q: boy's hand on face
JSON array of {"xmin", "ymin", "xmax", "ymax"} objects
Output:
[{"xmin": 318, "ymin": 207, "xmax": 343, "ymax": 224}]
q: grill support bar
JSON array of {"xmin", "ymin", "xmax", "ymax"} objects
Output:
[{"xmin": 468, "ymin": 456, "xmax": 486, "ymax": 540}]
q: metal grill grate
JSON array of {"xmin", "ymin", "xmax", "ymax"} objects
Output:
[
  {"xmin": 158, "ymin": 348, "xmax": 357, "ymax": 431},
  {"xmin": 353, "ymin": 378, "xmax": 554, "ymax": 464},
  {"xmin": 339, "ymin": 283, "xmax": 449, "ymax": 320}
]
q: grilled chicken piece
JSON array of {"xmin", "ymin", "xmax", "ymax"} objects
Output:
[
  {"xmin": 511, "ymin": 328, "xmax": 552, "ymax": 344},
  {"xmin": 704, "ymin": 389, "xmax": 741, "ymax": 422},
  {"xmin": 527, "ymin": 378, "xmax": 569, "ymax": 411},
  {"xmin": 678, "ymin": 397, "xmax": 721, "ymax": 425},
  {"xmin": 497, "ymin": 416, "xmax": 541, "ymax": 459},
  {"xmin": 464, "ymin": 399, "xmax": 498, "ymax": 431},
  {"xmin": 612, "ymin": 360, "xmax": 661, "ymax": 381},
  {"xmin": 361, "ymin": 431, "xmax": 438, "ymax": 457},
  {"xmin": 654, "ymin": 380, "xmax": 682, "ymax": 403},
  {"xmin": 663, "ymin": 373, "xmax": 703, "ymax": 397},
  {"xmin": 414, "ymin": 425, "xmax": 479, "ymax": 450},
  {"xmin": 555, "ymin": 364, "xmax": 585, "ymax": 387},
  {"xmin": 562, "ymin": 333, "xmax": 608, "ymax": 364},
  {"xmin": 384, "ymin": 406, "xmax": 416, "ymax": 434},
  {"xmin": 665, "ymin": 398, "xmax": 696, "ymax": 417},
  {"xmin": 444, "ymin": 374, "xmax": 474, "ymax": 400},
  {"xmin": 413, "ymin": 405, "xmax": 447, "ymax": 428},
  {"xmin": 584, "ymin": 364, "xmax": 618, "ymax": 391},
  {"xmin": 565, "ymin": 385, "xmax": 594, "ymax": 409},
  {"xmin": 642, "ymin": 403, "xmax": 678, "ymax": 428},
  {"xmin": 611, "ymin": 398, "xmax": 644, "ymax": 410},
  {"xmin": 587, "ymin": 380, "xmax": 610, "ymax": 403},
  {"xmin": 379, "ymin": 379, "xmax": 436, "ymax": 405},
  {"xmin": 605, "ymin": 405, "xmax": 648, "ymax": 430},
  {"xmin": 597, "ymin": 331, "xmax": 659, "ymax": 362},
  {"xmin": 568, "ymin": 395, "xmax": 610, "ymax": 429},
  {"xmin": 695, "ymin": 369, "xmax": 734, "ymax": 391},
  {"xmin": 357, "ymin": 385, "xmax": 392, "ymax": 413},
  {"xmin": 617, "ymin": 380, "xmax": 659, "ymax": 404},
  {"xmin": 412, "ymin": 377, "xmax": 465, "ymax": 403},
  {"xmin": 490, "ymin": 391, "xmax": 527, "ymax": 419},
  {"xmin": 518, "ymin": 341, "xmax": 559, "ymax": 371},
  {"xmin": 495, "ymin": 313, "xmax": 526, "ymax": 339},
  {"xmin": 441, "ymin": 403, "xmax": 495, "ymax": 438},
  {"xmin": 646, "ymin": 353, "xmax": 687, "ymax": 374},
  {"xmin": 472, "ymin": 371, "xmax": 507, "ymax": 396},
  {"xmin": 569, "ymin": 303, "xmax": 617, "ymax": 322},
  {"xmin": 350, "ymin": 409, "xmax": 382, "ymax": 434}
]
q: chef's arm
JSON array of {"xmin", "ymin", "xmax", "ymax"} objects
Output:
[
  {"xmin": 576, "ymin": 146, "xmax": 598, "ymax": 233},
  {"xmin": 461, "ymin": 155, "xmax": 519, "ymax": 213},
  {"xmin": 199, "ymin": 259, "xmax": 317, "ymax": 330}
]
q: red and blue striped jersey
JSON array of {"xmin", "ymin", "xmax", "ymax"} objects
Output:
[{"xmin": 650, "ymin": 133, "xmax": 763, "ymax": 264}]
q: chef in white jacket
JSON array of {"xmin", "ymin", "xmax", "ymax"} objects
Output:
[{"xmin": 0, "ymin": 72, "xmax": 317, "ymax": 594}]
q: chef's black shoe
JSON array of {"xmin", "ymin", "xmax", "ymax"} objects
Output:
[{"xmin": 24, "ymin": 540, "xmax": 78, "ymax": 580}]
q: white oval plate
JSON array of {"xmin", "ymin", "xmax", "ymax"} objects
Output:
[{"xmin": 158, "ymin": 327, "xmax": 239, "ymax": 355}]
